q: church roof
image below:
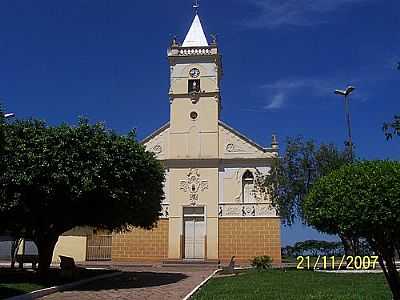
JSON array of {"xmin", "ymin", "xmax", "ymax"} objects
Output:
[
  {"xmin": 182, "ymin": 14, "xmax": 209, "ymax": 47},
  {"xmin": 141, "ymin": 122, "xmax": 170, "ymax": 144}
]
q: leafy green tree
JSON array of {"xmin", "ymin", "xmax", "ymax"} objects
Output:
[
  {"xmin": 383, "ymin": 64, "xmax": 400, "ymax": 140},
  {"xmin": 383, "ymin": 115, "xmax": 400, "ymax": 140},
  {"xmin": 263, "ymin": 137, "xmax": 356, "ymax": 254},
  {"xmin": 0, "ymin": 103, "xmax": 5, "ymax": 153},
  {"xmin": 264, "ymin": 137, "xmax": 351, "ymax": 224},
  {"xmin": 281, "ymin": 245, "xmax": 295, "ymax": 258},
  {"xmin": 282, "ymin": 240, "xmax": 343, "ymax": 258},
  {"xmin": 0, "ymin": 103, "xmax": 19, "ymax": 268},
  {"xmin": 0, "ymin": 118, "xmax": 165, "ymax": 275},
  {"xmin": 303, "ymin": 160, "xmax": 400, "ymax": 299}
]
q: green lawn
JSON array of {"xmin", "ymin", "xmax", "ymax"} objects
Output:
[
  {"xmin": 0, "ymin": 267, "xmax": 112, "ymax": 299},
  {"xmin": 193, "ymin": 269, "xmax": 391, "ymax": 300}
]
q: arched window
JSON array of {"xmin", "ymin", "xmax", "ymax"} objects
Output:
[
  {"xmin": 188, "ymin": 79, "xmax": 200, "ymax": 93},
  {"xmin": 242, "ymin": 170, "xmax": 255, "ymax": 203}
]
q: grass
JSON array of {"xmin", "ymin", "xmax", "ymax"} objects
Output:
[
  {"xmin": 0, "ymin": 267, "xmax": 112, "ymax": 299},
  {"xmin": 192, "ymin": 269, "xmax": 392, "ymax": 300}
]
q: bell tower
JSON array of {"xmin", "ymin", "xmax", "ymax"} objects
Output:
[{"xmin": 167, "ymin": 12, "xmax": 222, "ymax": 159}]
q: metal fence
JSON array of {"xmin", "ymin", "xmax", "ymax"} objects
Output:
[{"xmin": 86, "ymin": 234, "xmax": 112, "ymax": 261}]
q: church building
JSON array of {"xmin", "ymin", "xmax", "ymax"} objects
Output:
[
  {"xmin": 110, "ymin": 12, "xmax": 282, "ymax": 264},
  {"xmin": 43, "ymin": 10, "xmax": 281, "ymax": 265}
]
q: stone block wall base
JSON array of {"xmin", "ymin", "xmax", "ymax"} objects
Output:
[
  {"xmin": 218, "ymin": 218, "xmax": 281, "ymax": 264},
  {"xmin": 111, "ymin": 220, "xmax": 169, "ymax": 261}
]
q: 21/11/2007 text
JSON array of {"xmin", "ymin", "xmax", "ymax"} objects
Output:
[{"xmin": 296, "ymin": 256, "xmax": 379, "ymax": 270}]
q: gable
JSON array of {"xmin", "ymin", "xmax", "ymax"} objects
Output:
[
  {"xmin": 142, "ymin": 120, "xmax": 276, "ymax": 160},
  {"xmin": 142, "ymin": 122, "xmax": 170, "ymax": 160},
  {"xmin": 219, "ymin": 121, "xmax": 275, "ymax": 159}
]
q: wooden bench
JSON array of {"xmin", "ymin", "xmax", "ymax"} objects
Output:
[
  {"xmin": 59, "ymin": 255, "xmax": 79, "ymax": 279},
  {"xmin": 16, "ymin": 254, "xmax": 38, "ymax": 269},
  {"xmin": 59, "ymin": 255, "xmax": 76, "ymax": 270}
]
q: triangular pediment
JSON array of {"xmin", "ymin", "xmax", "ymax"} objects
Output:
[
  {"xmin": 142, "ymin": 121, "xmax": 276, "ymax": 160},
  {"xmin": 142, "ymin": 122, "xmax": 170, "ymax": 159},
  {"xmin": 219, "ymin": 121, "xmax": 275, "ymax": 159}
]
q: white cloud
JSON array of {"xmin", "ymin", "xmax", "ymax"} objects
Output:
[
  {"xmin": 264, "ymin": 92, "xmax": 286, "ymax": 110},
  {"xmin": 243, "ymin": 0, "xmax": 371, "ymax": 28},
  {"xmin": 259, "ymin": 77, "xmax": 367, "ymax": 111},
  {"xmin": 262, "ymin": 78, "xmax": 337, "ymax": 96}
]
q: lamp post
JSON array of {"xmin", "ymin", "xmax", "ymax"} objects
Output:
[
  {"xmin": 334, "ymin": 86, "xmax": 355, "ymax": 161},
  {"xmin": 4, "ymin": 113, "xmax": 15, "ymax": 119}
]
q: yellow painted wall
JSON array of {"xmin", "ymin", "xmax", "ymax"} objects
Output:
[
  {"xmin": 169, "ymin": 96, "xmax": 219, "ymax": 159},
  {"xmin": 52, "ymin": 236, "xmax": 87, "ymax": 263}
]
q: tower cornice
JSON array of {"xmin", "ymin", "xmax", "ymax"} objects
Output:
[
  {"xmin": 168, "ymin": 91, "xmax": 221, "ymax": 100},
  {"xmin": 167, "ymin": 45, "xmax": 219, "ymax": 58}
]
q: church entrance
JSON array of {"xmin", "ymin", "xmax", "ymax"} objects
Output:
[{"xmin": 183, "ymin": 207, "xmax": 205, "ymax": 259}]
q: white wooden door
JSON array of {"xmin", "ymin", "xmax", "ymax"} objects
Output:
[
  {"xmin": 184, "ymin": 218, "xmax": 195, "ymax": 259},
  {"xmin": 194, "ymin": 219, "xmax": 205, "ymax": 259},
  {"xmin": 184, "ymin": 217, "xmax": 205, "ymax": 259}
]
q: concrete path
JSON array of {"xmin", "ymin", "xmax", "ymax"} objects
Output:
[{"xmin": 39, "ymin": 266, "xmax": 216, "ymax": 300}]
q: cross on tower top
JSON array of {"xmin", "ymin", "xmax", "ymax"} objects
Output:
[{"xmin": 193, "ymin": 0, "xmax": 200, "ymax": 14}]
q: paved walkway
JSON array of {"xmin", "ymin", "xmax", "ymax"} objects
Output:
[{"xmin": 40, "ymin": 266, "xmax": 216, "ymax": 300}]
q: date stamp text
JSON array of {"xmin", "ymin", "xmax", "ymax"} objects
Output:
[{"xmin": 296, "ymin": 255, "xmax": 379, "ymax": 270}]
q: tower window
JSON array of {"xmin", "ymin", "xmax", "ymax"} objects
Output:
[{"xmin": 188, "ymin": 79, "xmax": 200, "ymax": 93}]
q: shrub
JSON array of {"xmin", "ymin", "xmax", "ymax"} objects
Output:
[{"xmin": 251, "ymin": 256, "xmax": 272, "ymax": 270}]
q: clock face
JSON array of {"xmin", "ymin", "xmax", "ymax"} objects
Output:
[{"xmin": 189, "ymin": 68, "xmax": 200, "ymax": 78}]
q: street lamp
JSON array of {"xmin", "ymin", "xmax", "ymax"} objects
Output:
[
  {"xmin": 334, "ymin": 86, "xmax": 355, "ymax": 161},
  {"xmin": 4, "ymin": 113, "xmax": 15, "ymax": 119}
]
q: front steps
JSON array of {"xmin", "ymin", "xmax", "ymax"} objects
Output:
[{"xmin": 162, "ymin": 259, "xmax": 220, "ymax": 268}]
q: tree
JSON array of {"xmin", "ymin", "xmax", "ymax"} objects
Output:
[
  {"xmin": 264, "ymin": 137, "xmax": 351, "ymax": 224},
  {"xmin": 0, "ymin": 104, "xmax": 19, "ymax": 268},
  {"xmin": 382, "ymin": 63, "xmax": 400, "ymax": 140},
  {"xmin": 262, "ymin": 137, "xmax": 357, "ymax": 254},
  {"xmin": 303, "ymin": 160, "xmax": 400, "ymax": 299},
  {"xmin": 0, "ymin": 103, "xmax": 5, "ymax": 152},
  {"xmin": 0, "ymin": 118, "xmax": 165, "ymax": 275},
  {"xmin": 383, "ymin": 115, "xmax": 400, "ymax": 140}
]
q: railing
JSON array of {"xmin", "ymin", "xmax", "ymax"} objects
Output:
[
  {"xmin": 86, "ymin": 234, "xmax": 112, "ymax": 261},
  {"xmin": 218, "ymin": 203, "xmax": 277, "ymax": 218},
  {"xmin": 178, "ymin": 48, "xmax": 213, "ymax": 56},
  {"xmin": 168, "ymin": 46, "xmax": 217, "ymax": 57},
  {"xmin": 159, "ymin": 203, "xmax": 276, "ymax": 218}
]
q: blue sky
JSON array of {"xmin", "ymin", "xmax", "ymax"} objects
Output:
[{"xmin": 1, "ymin": 0, "xmax": 399, "ymax": 246}]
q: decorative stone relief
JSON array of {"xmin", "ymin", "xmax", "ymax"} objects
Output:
[
  {"xmin": 258, "ymin": 204, "xmax": 275, "ymax": 216},
  {"xmin": 221, "ymin": 127, "xmax": 256, "ymax": 154},
  {"xmin": 152, "ymin": 145, "xmax": 162, "ymax": 154},
  {"xmin": 190, "ymin": 91, "xmax": 200, "ymax": 103},
  {"xmin": 218, "ymin": 203, "xmax": 277, "ymax": 218},
  {"xmin": 144, "ymin": 128, "xmax": 169, "ymax": 158},
  {"xmin": 179, "ymin": 168, "xmax": 208, "ymax": 206},
  {"xmin": 160, "ymin": 204, "xmax": 169, "ymax": 219},
  {"xmin": 225, "ymin": 143, "xmax": 244, "ymax": 153},
  {"xmin": 220, "ymin": 126, "xmax": 277, "ymax": 159}
]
